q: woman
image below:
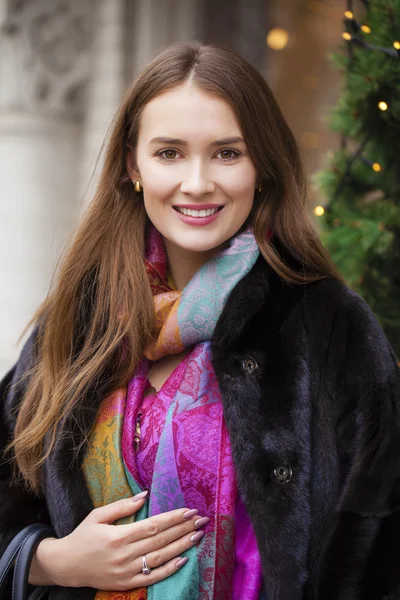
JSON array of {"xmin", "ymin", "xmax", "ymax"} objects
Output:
[{"xmin": 1, "ymin": 41, "xmax": 400, "ymax": 600}]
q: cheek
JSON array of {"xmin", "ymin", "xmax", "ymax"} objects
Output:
[
  {"xmin": 229, "ymin": 181, "xmax": 256, "ymax": 221},
  {"xmin": 141, "ymin": 165, "xmax": 176, "ymax": 201},
  {"xmin": 218, "ymin": 162, "xmax": 257, "ymax": 193},
  {"xmin": 225, "ymin": 175, "xmax": 256, "ymax": 212}
]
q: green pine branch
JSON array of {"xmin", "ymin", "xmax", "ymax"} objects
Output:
[{"xmin": 314, "ymin": 0, "xmax": 400, "ymax": 357}]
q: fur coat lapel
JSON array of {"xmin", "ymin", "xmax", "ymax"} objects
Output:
[
  {"xmin": 212, "ymin": 255, "xmax": 400, "ymax": 600},
  {"xmin": 1, "ymin": 253, "xmax": 400, "ymax": 600},
  {"xmin": 212, "ymin": 255, "xmax": 313, "ymax": 597}
]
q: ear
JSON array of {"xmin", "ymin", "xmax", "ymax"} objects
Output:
[{"xmin": 126, "ymin": 147, "xmax": 140, "ymax": 182}]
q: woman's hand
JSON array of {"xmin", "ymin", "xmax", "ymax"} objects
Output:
[{"xmin": 29, "ymin": 491, "xmax": 209, "ymax": 591}]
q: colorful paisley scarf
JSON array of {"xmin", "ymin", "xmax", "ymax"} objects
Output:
[{"xmin": 83, "ymin": 224, "xmax": 263, "ymax": 599}]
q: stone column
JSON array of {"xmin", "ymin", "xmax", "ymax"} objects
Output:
[
  {"xmin": 79, "ymin": 0, "xmax": 125, "ymax": 207},
  {"xmin": 0, "ymin": 0, "xmax": 93, "ymax": 373},
  {"xmin": 202, "ymin": 0, "xmax": 266, "ymax": 70},
  {"xmin": 131, "ymin": 0, "xmax": 203, "ymax": 75}
]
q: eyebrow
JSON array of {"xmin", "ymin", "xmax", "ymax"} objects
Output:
[{"xmin": 149, "ymin": 136, "xmax": 245, "ymax": 146}]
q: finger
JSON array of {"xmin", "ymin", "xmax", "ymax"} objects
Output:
[
  {"xmin": 130, "ymin": 516, "xmax": 201, "ymax": 558},
  {"xmin": 87, "ymin": 493, "xmax": 148, "ymax": 524},
  {"xmin": 120, "ymin": 508, "xmax": 196, "ymax": 543},
  {"xmin": 132, "ymin": 527, "xmax": 202, "ymax": 575},
  {"xmin": 127, "ymin": 555, "xmax": 189, "ymax": 589}
]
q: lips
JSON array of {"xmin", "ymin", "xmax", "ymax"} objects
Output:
[
  {"xmin": 172, "ymin": 204, "xmax": 224, "ymax": 226},
  {"xmin": 174, "ymin": 207, "xmax": 222, "ymax": 217},
  {"xmin": 172, "ymin": 205, "xmax": 224, "ymax": 219},
  {"xmin": 173, "ymin": 204, "xmax": 223, "ymax": 209}
]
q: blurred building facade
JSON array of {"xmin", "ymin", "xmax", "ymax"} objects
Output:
[
  {"xmin": 0, "ymin": 0, "xmax": 342, "ymax": 373},
  {"xmin": 0, "ymin": 0, "xmax": 267, "ymax": 373}
]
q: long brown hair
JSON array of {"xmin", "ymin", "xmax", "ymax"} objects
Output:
[{"xmin": 10, "ymin": 41, "xmax": 344, "ymax": 491}]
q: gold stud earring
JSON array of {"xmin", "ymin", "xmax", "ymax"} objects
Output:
[
  {"xmin": 257, "ymin": 183, "xmax": 262, "ymax": 193},
  {"xmin": 134, "ymin": 180, "xmax": 142, "ymax": 193}
]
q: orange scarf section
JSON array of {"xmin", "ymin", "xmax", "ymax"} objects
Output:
[{"xmin": 83, "ymin": 390, "xmax": 147, "ymax": 599}]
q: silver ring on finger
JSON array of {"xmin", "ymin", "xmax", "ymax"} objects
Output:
[{"xmin": 141, "ymin": 555, "xmax": 151, "ymax": 575}]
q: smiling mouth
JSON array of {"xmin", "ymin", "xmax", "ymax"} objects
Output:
[{"xmin": 173, "ymin": 206, "xmax": 224, "ymax": 218}]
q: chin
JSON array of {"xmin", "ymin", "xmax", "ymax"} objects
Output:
[
  {"xmin": 171, "ymin": 232, "xmax": 232, "ymax": 254},
  {"xmin": 177, "ymin": 241, "xmax": 223, "ymax": 253}
]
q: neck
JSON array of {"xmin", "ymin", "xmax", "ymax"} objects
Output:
[{"xmin": 163, "ymin": 238, "xmax": 226, "ymax": 291}]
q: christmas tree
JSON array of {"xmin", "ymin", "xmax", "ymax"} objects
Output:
[{"xmin": 315, "ymin": 0, "xmax": 400, "ymax": 358}]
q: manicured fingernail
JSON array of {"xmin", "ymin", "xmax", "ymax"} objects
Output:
[
  {"xmin": 194, "ymin": 516, "xmax": 209, "ymax": 528},
  {"xmin": 190, "ymin": 530, "xmax": 204, "ymax": 543},
  {"xmin": 183, "ymin": 509, "xmax": 199, "ymax": 520},
  {"xmin": 176, "ymin": 557, "xmax": 189, "ymax": 569},
  {"xmin": 132, "ymin": 491, "xmax": 148, "ymax": 502}
]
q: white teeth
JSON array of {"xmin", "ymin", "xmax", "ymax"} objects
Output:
[{"xmin": 176, "ymin": 207, "xmax": 220, "ymax": 217}]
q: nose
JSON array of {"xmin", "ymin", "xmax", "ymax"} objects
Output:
[{"xmin": 180, "ymin": 164, "xmax": 215, "ymax": 198}]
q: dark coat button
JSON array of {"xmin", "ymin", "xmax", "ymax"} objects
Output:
[
  {"xmin": 272, "ymin": 465, "xmax": 293, "ymax": 485},
  {"xmin": 241, "ymin": 356, "xmax": 258, "ymax": 376}
]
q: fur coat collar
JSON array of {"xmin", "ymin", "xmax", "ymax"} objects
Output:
[{"xmin": 1, "ymin": 253, "xmax": 400, "ymax": 600}]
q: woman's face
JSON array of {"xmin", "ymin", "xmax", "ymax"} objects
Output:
[{"xmin": 127, "ymin": 84, "xmax": 258, "ymax": 254}]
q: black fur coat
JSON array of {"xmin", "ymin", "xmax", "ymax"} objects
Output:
[{"xmin": 1, "ymin": 254, "xmax": 400, "ymax": 600}]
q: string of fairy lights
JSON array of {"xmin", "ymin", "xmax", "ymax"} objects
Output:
[
  {"xmin": 314, "ymin": 1, "xmax": 400, "ymax": 217},
  {"xmin": 342, "ymin": 6, "xmax": 400, "ymax": 57},
  {"xmin": 265, "ymin": 2, "xmax": 398, "ymax": 218}
]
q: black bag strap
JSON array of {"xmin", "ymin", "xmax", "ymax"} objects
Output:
[
  {"xmin": 0, "ymin": 524, "xmax": 55, "ymax": 600},
  {"xmin": 12, "ymin": 524, "xmax": 54, "ymax": 600},
  {"xmin": 0, "ymin": 524, "xmax": 45, "ymax": 591},
  {"xmin": 26, "ymin": 589, "xmax": 48, "ymax": 600}
]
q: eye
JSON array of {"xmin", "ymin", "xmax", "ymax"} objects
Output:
[
  {"xmin": 156, "ymin": 148, "xmax": 180, "ymax": 161},
  {"xmin": 216, "ymin": 149, "xmax": 241, "ymax": 161},
  {"xmin": 156, "ymin": 148, "xmax": 241, "ymax": 162}
]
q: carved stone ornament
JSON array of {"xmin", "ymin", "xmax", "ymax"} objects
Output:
[{"xmin": 0, "ymin": 0, "xmax": 94, "ymax": 118}]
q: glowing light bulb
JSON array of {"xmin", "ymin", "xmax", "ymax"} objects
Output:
[
  {"xmin": 344, "ymin": 11, "xmax": 354, "ymax": 19},
  {"xmin": 342, "ymin": 32, "xmax": 352, "ymax": 41},
  {"xmin": 266, "ymin": 28, "xmax": 289, "ymax": 51},
  {"xmin": 361, "ymin": 25, "xmax": 371, "ymax": 33},
  {"xmin": 372, "ymin": 163, "xmax": 382, "ymax": 172},
  {"xmin": 314, "ymin": 206, "xmax": 325, "ymax": 217},
  {"xmin": 378, "ymin": 101, "xmax": 388, "ymax": 111},
  {"xmin": 394, "ymin": 41, "xmax": 400, "ymax": 50}
]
